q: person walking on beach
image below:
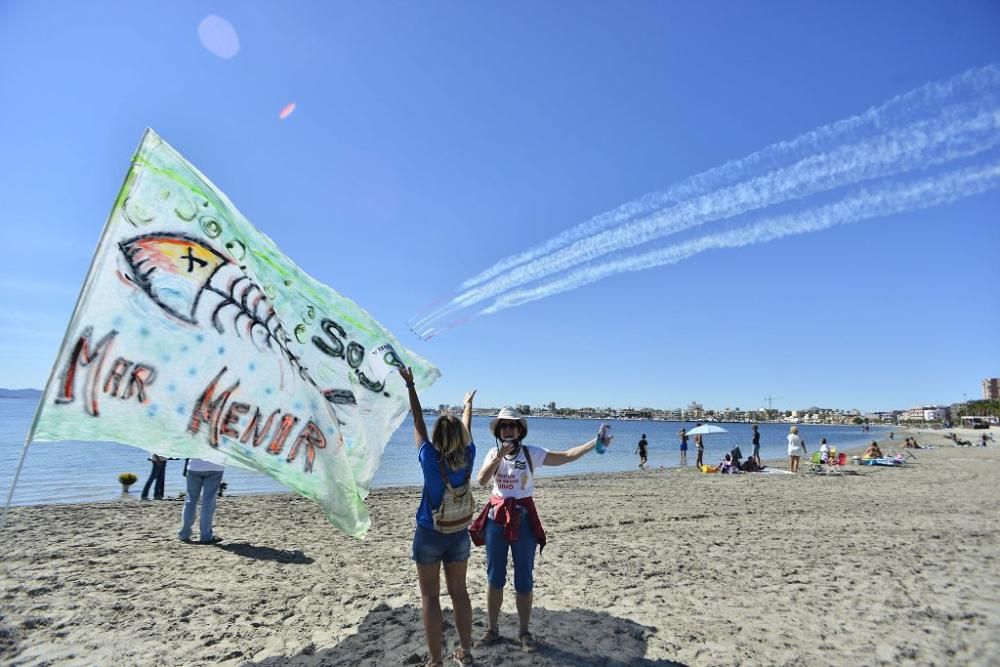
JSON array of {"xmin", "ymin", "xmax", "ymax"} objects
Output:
[
  {"xmin": 751, "ymin": 424, "xmax": 761, "ymax": 465},
  {"xmin": 694, "ymin": 433, "xmax": 704, "ymax": 469},
  {"xmin": 399, "ymin": 367, "xmax": 477, "ymax": 667},
  {"xmin": 470, "ymin": 407, "xmax": 611, "ymax": 653},
  {"xmin": 635, "ymin": 434, "xmax": 649, "ymax": 470},
  {"xmin": 786, "ymin": 426, "xmax": 806, "ymax": 473},
  {"xmin": 177, "ymin": 458, "xmax": 225, "ymax": 544},
  {"xmin": 141, "ymin": 453, "xmax": 167, "ymax": 500},
  {"xmin": 678, "ymin": 428, "xmax": 689, "ymax": 465}
]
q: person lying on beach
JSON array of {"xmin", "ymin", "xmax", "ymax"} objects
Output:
[
  {"xmin": 903, "ymin": 437, "xmax": 922, "ymax": 449},
  {"xmin": 470, "ymin": 407, "xmax": 610, "ymax": 653},
  {"xmin": 863, "ymin": 441, "xmax": 883, "ymax": 459},
  {"xmin": 399, "ymin": 367, "xmax": 477, "ymax": 667},
  {"xmin": 741, "ymin": 457, "xmax": 763, "ymax": 472}
]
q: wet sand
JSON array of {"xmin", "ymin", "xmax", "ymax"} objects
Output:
[{"xmin": 1, "ymin": 427, "xmax": 998, "ymax": 666}]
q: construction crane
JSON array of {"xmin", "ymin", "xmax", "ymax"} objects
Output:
[{"xmin": 764, "ymin": 395, "xmax": 783, "ymax": 410}]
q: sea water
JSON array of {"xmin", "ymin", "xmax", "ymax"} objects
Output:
[{"xmin": 0, "ymin": 398, "xmax": 887, "ymax": 506}]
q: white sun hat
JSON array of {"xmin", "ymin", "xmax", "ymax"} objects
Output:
[{"xmin": 490, "ymin": 406, "xmax": 528, "ymax": 438}]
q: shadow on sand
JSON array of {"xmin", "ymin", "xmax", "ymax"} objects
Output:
[
  {"xmin": 244, "ymin": 603, "xmax": 685, "ymax": 666},
  {"xmin": 218, "ymin": 542, "xmax": 313, "ymax": 564}
]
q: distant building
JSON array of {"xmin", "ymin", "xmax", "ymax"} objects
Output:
[
  {"xmin": 983, "ymin": 378, "xmax": 999, "ymax": 400},
  {"xmin": 547, "ymin": 401, "xmax": 556, "ymax": 411},
  {"xmin": 516, "ymin": 404, "xmax": 531, "ymax": 415}
]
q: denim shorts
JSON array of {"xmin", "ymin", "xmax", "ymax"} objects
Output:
[{"xmin": 412, "ymin": 525, "xmax": 471, "ymax": 565}]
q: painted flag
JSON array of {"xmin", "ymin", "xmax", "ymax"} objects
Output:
[{"xmin": 29, "ymin": 129, "xmax": 439, "ymax": 537}]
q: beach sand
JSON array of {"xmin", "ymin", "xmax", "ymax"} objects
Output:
[{"xmin": 2, "ymin": 427, "xmax": 998, "ymax": 666}]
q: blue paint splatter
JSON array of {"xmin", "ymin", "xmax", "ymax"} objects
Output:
[
  {"xmin": 248, "ymin": 362, "xmax": 256, "ymax": 372},
  {"xmin": 293, "ymin": 402, "xmax": 303, "ymax": 411},
  {"xmin": 161, "ymin": 353, "xmax": 172, "ymax": 363},
  {"xmin": 147, "ymin": 404, "xmax": 159, "ymax": 417},
  {"xmin": 217, "ymin": 346, "xmax": 225, "ymax": 355},
  {"xmin": 180, "ymin": 344, "xmax": 189, "ymax": 353},
  {"xmin": 139, "ymin": 326, "xmax": 151, "ymax": 338},
  {"xmin": 195, "ymin": 334, "xmax": 205, "ymax": 343},
  {"xmin": 265, "ymin": 387, "xmax": 273, "ymax": 395},
  {"xmin": 112, "ymin": 316, "xmax": 124, "ymax": 327},
  {"xmin": 188, "ymin": 368, "xmax": 197, "ymax": 376},
  {"xmin": 176, "ymin": 404, "xmax": 186, "ymax": 416},
  {"xmin": 166, "ymin": 382, "xmax": 177, "ymax": 393}
]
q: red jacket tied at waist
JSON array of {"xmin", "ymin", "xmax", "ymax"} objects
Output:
[{"xmin": 469, "ymin": 495, "xmax": 546, "ymax": 554}]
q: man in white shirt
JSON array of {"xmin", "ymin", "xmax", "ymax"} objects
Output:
[{"xmin": 178, "ymin": 458, "xmax": 225, "ymax": 544}]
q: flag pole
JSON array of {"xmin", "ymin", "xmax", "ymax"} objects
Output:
[{"xmin": 0, "ymin": 129, "xmax": 155, "ymax": 529}]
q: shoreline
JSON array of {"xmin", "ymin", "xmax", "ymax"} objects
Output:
[{"xmin": 2, "ymin": 427, "xmax": 998, "ymax": 665}]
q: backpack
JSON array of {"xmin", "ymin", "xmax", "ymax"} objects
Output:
[{"xmin": 432, "ymin": 455, "xmax": 475, "ymax": 534}]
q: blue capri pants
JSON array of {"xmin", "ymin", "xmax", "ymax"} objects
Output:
[{"xmin": 484, "ymin": 508, "xmax": 538, "ymax": 594}]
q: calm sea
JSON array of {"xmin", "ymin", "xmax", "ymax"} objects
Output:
[{"xmin": 0, "ymin": 398, "xmax": 886, "ymax": 506}]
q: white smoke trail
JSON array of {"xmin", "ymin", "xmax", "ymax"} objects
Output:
[
  {"xmin": 412, "ymin": 101, "xmax": 1000, "ymax": 335},
  {"xmin": 411, "ymin": 65, "xmax": 1000, "ymax": 337},
  {"xmin": 456, "ymin": 64, "xmax": 1000, "ymax": 293},
  {"xmin": 478, "ymin": 161, "xmax": 1000, "ymax": 315}
]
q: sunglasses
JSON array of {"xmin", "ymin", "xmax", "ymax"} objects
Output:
[{"xmin": 498, "ymin": 421, "xmax": 520, "ymax": 430}]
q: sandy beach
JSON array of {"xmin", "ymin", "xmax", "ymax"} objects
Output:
[{"xmin": 2, "ymin": 427, "xmax": 998, "ymax": 666}]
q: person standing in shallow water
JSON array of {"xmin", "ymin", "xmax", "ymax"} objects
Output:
[
  {"xmin": 679, "ymin": 428, "xmax": 689, "ymax": 465},
  {"xmin": 141, "ymin": 453, "xmax": 167, "ymax": 500},
  {"xmin": 635, "ymin": 434, "xmax": 649, "ymax": 470},
  {"xmin": 751, "ymin": 424, "xmax": 761, "ymax": 465}
]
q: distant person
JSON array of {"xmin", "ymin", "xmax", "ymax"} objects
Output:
[
  {"xmin": 741, "ymin": 457, "xmax": 762, "ymax": 472},
  {"xmin": 863, "ymin": 441, "xmax": 883, "ymax": 459},
  {"xmin": 471, "ymin": 407, "xmax": 610, "ymax": 653},
  {"xmin": 399, "ymin": 367, "xmax": 476, "ymax": 667},
  {"xmin": 819, "ymin": 438, "xmax": 831, "ymax": 464},
  {"xmin": 889, "ymin": 431, "xmax": 894, "ymax": 440},
  {"xmin": 635, "ymin": 434, "xmax": 649, "ymax": 470},
  {"xmin": 719, "ymin": 453, "xmax": 739, "ymax": 474},
  {"xmin": 786, "ymin": 426, "xmax": 806, "ymax": 473},
  {"xmin": 141, "ymin": 453, "xmax": 167, "ymax": 500},
  {"xmin": 730, "ymin": 444, "xmax": 743, "ymax": 468},
  {"xmin": 678, "ymin": 428, "xmax": 689, "ymax": 465},
  {"xmin": 982, "ymin": 434, "xmax": 990, "ymax": 448},
  {"xmin": 178, "ymin": 458, "xmax": 225, "ymax": 544},
  {"xmin": 694, "ymin": 434, "xmax": 704, "ymax": 469},
  {"xmin": 751, "ymin": 424, "xmax": 761, "ymax": 465}
]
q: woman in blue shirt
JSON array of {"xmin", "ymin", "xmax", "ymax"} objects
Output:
[{"xmin": 400, "ymin": 366, "xmax": 477, "ymax": 667}]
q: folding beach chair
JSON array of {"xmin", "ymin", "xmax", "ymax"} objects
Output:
[{"xmin": 826, "ymin": 452, "xmax": 847, "ymax": 475}]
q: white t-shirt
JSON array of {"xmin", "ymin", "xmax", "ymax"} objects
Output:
[
  {"xmin": 482, "ymin": 444, "xmax": 549, "ymax": 518},
  {"xmin": 786, "ymin": 433, "xmax": 804, "ymax": 456},
  {"xmin": 187, "ymin": 458, "xmax": 225, "ymax": 472}
]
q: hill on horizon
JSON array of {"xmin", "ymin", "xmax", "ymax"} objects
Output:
[{"xmin": 0, "ymin": 388, "xmax": 42, "ymax": 399}]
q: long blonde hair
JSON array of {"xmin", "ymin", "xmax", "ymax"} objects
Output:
[{"xmin": 431, "ymin": 415, "xmax": 471, "ymax": 471}]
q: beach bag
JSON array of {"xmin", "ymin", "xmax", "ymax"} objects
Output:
[{"xmin": 433, "ymin": 457, "xmax": 475, "ymax": 534}]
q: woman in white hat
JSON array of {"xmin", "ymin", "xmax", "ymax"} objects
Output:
[
  {"xmin": 787, "ymin": 425, "xmax": 806, "ymax": 473},
  {"xmin": 469, "ymin": 407, "xmax": 611, "ymax": 653},
  {"xmin": 399, "ymin": 367, "xmax": 477, "ymax": 667}
]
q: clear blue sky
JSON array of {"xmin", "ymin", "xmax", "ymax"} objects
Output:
[{"xmin": 1, "ymin": 1, "xmax": 998, "ymax": 413}]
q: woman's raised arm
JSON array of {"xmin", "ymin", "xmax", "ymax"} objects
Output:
[{"xmin": 399, "ymin": 367, "xmax": 428, "ymax": 448}]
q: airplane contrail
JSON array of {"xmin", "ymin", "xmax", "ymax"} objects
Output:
[
  {"xmin": 456, "ymin": 64, "xmax": 1000, "ymax": 293},
  {"xmin": 479, "ymin": 161, "xmax": 1000, "ymax": 315},
  {"xmin": 411, "ymin": 64, "xmax": 1000, "ymax": 337}
]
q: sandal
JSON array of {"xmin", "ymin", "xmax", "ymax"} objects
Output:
[
  {"xmin": 476, "ymin": 628, "xmax": 501, "ymax": 647},
  {"xmin": 452, "ymin": 647, "xmax": 474, "ymax": 665},
  {"xmin": 519, "ymin": 632, "xmax": 537, "ymax": 653}
]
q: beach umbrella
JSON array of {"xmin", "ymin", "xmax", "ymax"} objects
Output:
[{"xmin": 686, "ymin": 424, "xmax": 728, "ymax": 436}]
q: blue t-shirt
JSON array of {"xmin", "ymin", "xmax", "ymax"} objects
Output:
[{"xmin": 415, "ymin": 440, "xmax": 476, "ymax": 530}]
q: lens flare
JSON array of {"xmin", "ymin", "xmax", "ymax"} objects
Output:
[{"xmin": 198, "ymin": 15, "xmax": 240, "ymax": 59}]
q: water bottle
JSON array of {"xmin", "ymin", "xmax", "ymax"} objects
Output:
[{"xmin": 595, "ymin": 424, "xmax": 611, "ymax": 454}]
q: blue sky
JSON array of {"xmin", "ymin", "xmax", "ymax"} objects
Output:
[{"xmin": 1, "ymin": 1, "xmax": 997, "ymax": 413}]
